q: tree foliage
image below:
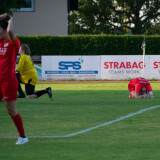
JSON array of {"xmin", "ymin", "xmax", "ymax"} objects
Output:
[
  {"xmin": 70, "ymin": 0, "xmax": 160, "ymax": 35},
  {"xmin": 70, "ymin": 0, "xmax": 115, "ymax": 34},
  {"xmin": 113, "ymin": 0, "xmax": 160, "ymax": 34},
  {"xmin": 0, "ymin": 0, "xmax": 20, "ymax": 15}
]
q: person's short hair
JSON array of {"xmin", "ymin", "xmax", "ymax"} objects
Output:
[
  {"xmin": 21, "ymin": 44, "xmax": 31, "ymax": 55},
  {"xmin": 0, "ymin": 14, "xmax": 10, "ymax": 30},
  {"xmin": 140, "ymin": 87, "xmax": 147, "ymax": 95}
]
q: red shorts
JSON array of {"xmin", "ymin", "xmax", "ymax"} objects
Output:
[{"xmin": 0, "ymin": 75, "xmax": 18, "ymax": 101}]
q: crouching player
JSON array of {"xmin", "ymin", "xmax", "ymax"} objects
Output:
[
  {"xmin": 16, "ymin": 44, "xmax": 52, "ymax": 99},
  {"xmin": 128, "ymin": 77, "xmax": 154, "ymax": 99}
]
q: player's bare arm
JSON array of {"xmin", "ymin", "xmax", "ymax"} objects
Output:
[
  {"xmin": 134, "ymin": 92, "xmax": 145, "ymax": 99},
  {"xmin": 133, "ymin": 92, "xmax": 148, "ymax": 99},
  {"xmin": 0, "ymin": 13, "xmax": 15, "ymax": 42},
  {"xmin": 7, "ymin": 16, "xmax": 16, "ymax": 43},
  {"xmin": 134, "ymin": 92, "xmax": 153, "ymax": 99}
]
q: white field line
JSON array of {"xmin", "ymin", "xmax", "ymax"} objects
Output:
[{"xmin": 0, "ymin": 105, "xmax": 159, "ymax": 139}]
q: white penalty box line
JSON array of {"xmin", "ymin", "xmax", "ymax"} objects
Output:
[{"xmin": 0, "ymin": 105, "xmax": 160, "ymax": 139}]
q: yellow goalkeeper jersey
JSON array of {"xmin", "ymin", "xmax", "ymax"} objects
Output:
[{"xmin": 16, "ymin": 54, "xmax": 38, "ymax": 86}]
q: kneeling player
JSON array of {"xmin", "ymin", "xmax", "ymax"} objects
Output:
[
  {"xmin": 16, "ymin": 44, "xmax": 52, "ymax": 99},
  {"xmin": 128, "ymin": 77, "xmax": 154, "ymax": 99}
]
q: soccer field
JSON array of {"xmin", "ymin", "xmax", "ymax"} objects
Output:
[{"xmin": 0, "ymin": 82, "xmax": 160, "ymax": 160}]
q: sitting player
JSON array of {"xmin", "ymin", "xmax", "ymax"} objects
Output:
[
  {"xmin": 16, "ymin": 44, "xmax": 52, "ymax": 99},
  {"xmin": 128, "ymin": 77, "xmax": 154, "ymax": 99}
]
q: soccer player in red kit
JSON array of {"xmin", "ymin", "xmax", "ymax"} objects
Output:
[
  {"xmin": 128, "ymin": 77, "xmax": 154, "ymax": 99},
  {"xmin": 0, "ymin": 14, "xmax": 28, "ymax": 144}
]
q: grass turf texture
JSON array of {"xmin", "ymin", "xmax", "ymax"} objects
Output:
[{"xmin": 0, "ymin": 82, "xmax": 160, "ymax": 160}]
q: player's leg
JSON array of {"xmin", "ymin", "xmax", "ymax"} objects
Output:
[
  {"xmin": 16, "ymin": 72, "xmax": 25, "ymax": 98},
  {"xmin": 129, "ymin": 91, "xmax": 136, "ymax": 98},
  {"xmin": 5, "ymin": 100, "xmax": 18, "ymax": 116},
  {"xmin": 5, "ymin": 100, "xmax": 28, "ymax": 144},
  {"xmin": 25, "ymin": 83, "xmax": 52, "ymax": 99},
  {"xmin": 2, "ymin": 76, "xmax": 28, "ymax": 144},
  {"xmin": 17, "ymin": 83, "xmax": 25, "ymax": 98},
  {"xmin": 25, "ymin": 83, "xmax": 37, "ymax": 98},
  {"xmin": 34, "ymin": 87, "xmax": 52, "ymax": 99},
  {"xmin": 128, "ymin": 83, "xmax": 135, "ymax": 98}
]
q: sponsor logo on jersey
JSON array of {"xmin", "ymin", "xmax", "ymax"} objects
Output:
[
  {"xmin": 4, "ymin": 43, "xmax": 9, "ymax": 48},
  {"xmin": 0, "ymin": 43, "xmax": 9, "ymax": 55}
]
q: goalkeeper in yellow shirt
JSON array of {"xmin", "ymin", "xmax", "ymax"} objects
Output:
[{"xmin": 16, "ymin": 44, "xmax": 52, "ymax": 99}]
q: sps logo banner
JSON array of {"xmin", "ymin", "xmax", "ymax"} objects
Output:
[
  {"xmin": 58, "ymin": 57, "xmax": 84, "ymax": 70},
  {"xmin": 42, "ymin": 56, "xmax": 101, "ymax": 80}
]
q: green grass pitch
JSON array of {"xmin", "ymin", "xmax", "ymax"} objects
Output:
[{"xmin": 0, "ymin": 82, "xmax": 160, "ymax": 160}]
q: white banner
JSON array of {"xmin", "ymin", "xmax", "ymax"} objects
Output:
[
  {"xmin": 42, "ymin": 56, "xmax": 101, "ymax": 80},
  {"xmin": 101, "ymin": 55, "xmax": 160, "ymax": 80},
  {"xmin": 147, "ymin": 55, "xmax": 160, "ymax": 79}
]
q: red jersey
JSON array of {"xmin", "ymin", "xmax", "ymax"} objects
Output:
[
  {"xmin": 128, "ymin": 77, "xmax": 152, "ymax": 93},
  {"xmin": 0, "ymin": 37, "xmax": 20, "ymax": 78}
]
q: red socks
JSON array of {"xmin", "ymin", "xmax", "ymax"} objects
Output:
[{"xmin": 11, "ymin": 113, "xmax": 25, "ymax": 137}]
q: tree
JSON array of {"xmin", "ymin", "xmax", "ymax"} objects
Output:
[
  {"xmin": 70, "ymin": 0, "xmax": 160, "ymax": 35},
  {"xmin": 0, "ymin": 0, "xmax": 20, "ymax": 15},
  {"xmin": 112, "ymin": 0, "xmax": 160, "ymax": 34},
  {"xmin": 70, "ymin": 0, "xmax": 115, "ymax": 34}
]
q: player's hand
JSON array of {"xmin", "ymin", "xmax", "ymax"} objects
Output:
[
  {"xmin": 149, "ymin": 95, "xmax": 154, "ymax": 99},
  {"xmin": 143, "ymin": 94, "xmax": 148, "ymax": 99},
  {"xmin": 0, "ymin": 13, "xmax": 10, "ymax": 21}
]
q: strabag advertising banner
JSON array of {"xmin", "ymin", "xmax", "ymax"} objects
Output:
[
  {"xmin": 147, "ymin": 55, "xmax": 160, "ymax": 79},
  {"xmin": 101, "ymin": 55, "xmax": 160, "ymax": 80},
  {"xmin": 42, "ymin": 56, "xmax": 101, "ymax": 80}
]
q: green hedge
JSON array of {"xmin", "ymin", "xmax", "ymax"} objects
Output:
[{"xmin": 17, "ymin": 35, "xmax": 160, "ymax": 55}]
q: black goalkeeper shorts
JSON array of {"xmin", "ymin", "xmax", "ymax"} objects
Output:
[{"xmin": 25, "ymin": 83, "xmax": 35, "ymax": 95}]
